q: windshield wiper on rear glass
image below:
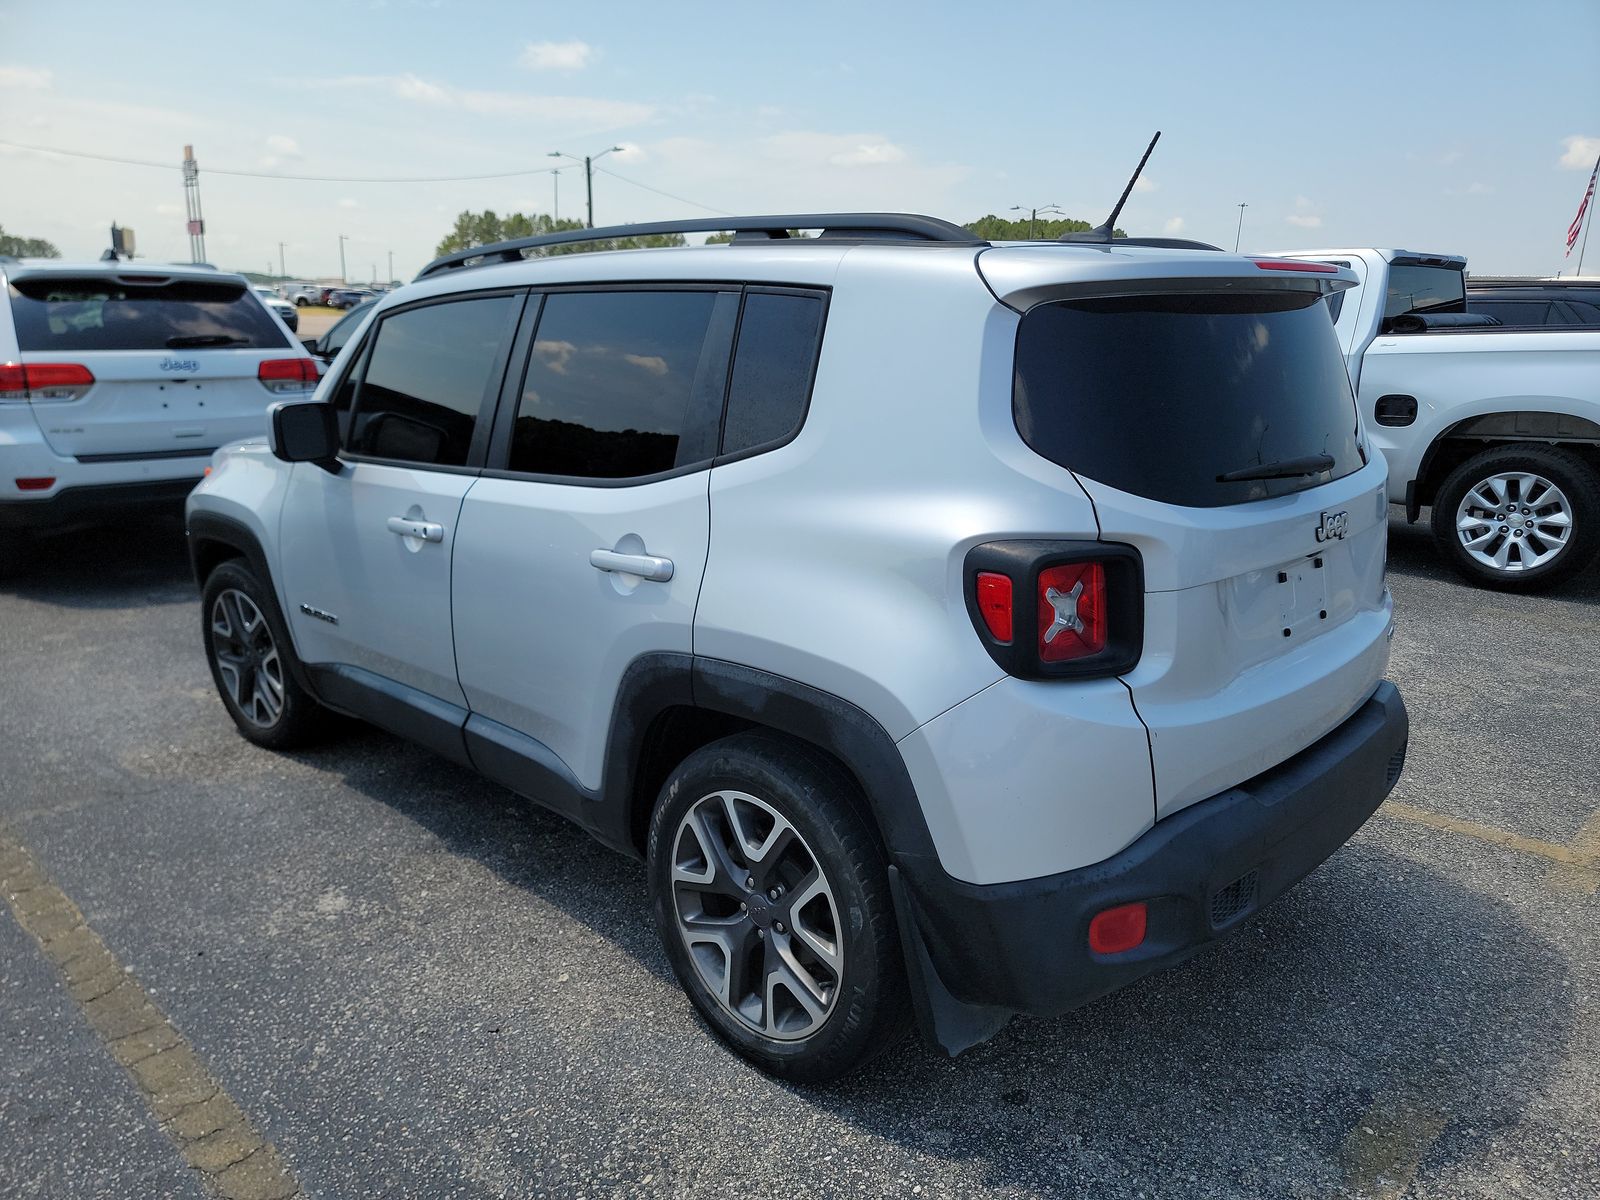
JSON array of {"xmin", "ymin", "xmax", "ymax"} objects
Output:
[
  {"xmin": 165, "ymin": 334, "xmax": 249, "ymax": 348},
  {"xmin": 1216, "ymin": 453, "xmax": 1335, "ymax": 483}
]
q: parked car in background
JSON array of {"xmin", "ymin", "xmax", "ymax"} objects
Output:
[
  {"xmin": 1280, "ymin": 247, "xmax": 1600, "ymax": 590},
  {"xmin": 252, "ymin": 285, "xmax": 300, "ymax": 332},
  {"xmin": 188, "ymin": 213, "xmax": 1407, "ymax": 1081},
  {"xmin": 282, "ymin": 282, "xmax": 327, "ymax": 307},
  {"xmin": 298, "ymin": 297, "xmax": 375, "ymax": 365},
  {"xmin": 0, "ymin": 257, "xmax": 318, "ymax": 565},
  {"xmin": 1467, "ymin": 278, "xmax": 1600, "ymax": 328},
  {"xmin": 327, "ymin": 287, "xmax": 376, "ymax": 309}
]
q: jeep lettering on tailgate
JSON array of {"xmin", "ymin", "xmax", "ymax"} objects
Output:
[{"xmin": 1316, "ymin": 510, "xmax": 1349, "ymax": 542}]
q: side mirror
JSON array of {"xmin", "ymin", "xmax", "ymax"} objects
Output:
[
  {"xmin": 269, "ymin": 400, "xmax": 340, "ymax": 473},
  {"xmin": 299, "ymin": 336, "xmax": 322, "ymax": 356}
]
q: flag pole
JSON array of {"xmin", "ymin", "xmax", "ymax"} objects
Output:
[{"xmin": 1581, "ymin": 195, "xmax": 1593, "ymax": 275}]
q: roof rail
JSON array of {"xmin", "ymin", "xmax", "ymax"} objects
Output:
[{"xmin": 415, "ymin": 213, "xmax": 984, "ymax": 280}]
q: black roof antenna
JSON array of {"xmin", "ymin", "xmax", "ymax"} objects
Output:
[{"xmin": 1060, "ymin": 131, "xmax": 1160, "ymax": 244}]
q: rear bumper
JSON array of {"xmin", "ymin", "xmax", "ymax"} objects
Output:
[
  {"xmin": 896, "ymin": 680, "xmax": 1407, "ymax": 1040},
  {"xmin": 0, "ymin": 478, "xmax": 198, "ymax": 531}
]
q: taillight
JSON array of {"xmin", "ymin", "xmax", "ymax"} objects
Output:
[
  {"xmin": 1037, "ymin": 562, "xmax": 1105, "ymax": 662},
  {"xmin": 257, "ymin": 357, "xmax": 320, "ymax": 393},
  {"xmin": 964, "ymin": 541, "xmax": 1142, "ymax": 679},
  {"xmin": 15, "ymin": 477, "xmax": 56, "ymax": 491},
  {"xmin": 1251, "ymin": 258, "xmax": 1338, "ymax": 273},
  {"xmin": 1088, "ymin": 902, "xmax": 1147, "ymax": 955},
  {"xmin": 0, "ymin": 362, "xmax": 95, "ymax": 403}
]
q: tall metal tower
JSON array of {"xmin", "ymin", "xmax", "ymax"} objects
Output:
[{"xmin": 182, "ymin": 144, "xmax": 206, "ymax": 263}]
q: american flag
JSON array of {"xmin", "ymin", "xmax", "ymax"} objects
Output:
[{"xmin": 1567, "ymin": 154, "xmax": 1599, "ymax": 256}]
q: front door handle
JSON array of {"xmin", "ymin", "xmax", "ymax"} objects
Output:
[
  {"xmin": 386, "ymin": 516, "xmax": 444, "ymax": 543},
  {"xmin": 589, "ymin": 548, "xmax": 674, "ymax": 582}
]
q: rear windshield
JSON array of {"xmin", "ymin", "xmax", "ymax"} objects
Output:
[
  {"xmin": 8, "ymin": 276, "xmax": 289, "ymax": 352},
  {"xmin": 1014, "ymin": 291, "xmax": 1364, "ymax": 508},
  {"xmin": 1383, "ymin": 265, "xmax": 1466, "ymax": 322}
]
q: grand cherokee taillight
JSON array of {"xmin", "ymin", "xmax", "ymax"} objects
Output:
[
  {"xmin": 0, "ymin": 362, "xmax": 96, "ymax": 403},
  {"xmin": 964, "ymin": 541, "xmax": 1143, "ymax": 679}
]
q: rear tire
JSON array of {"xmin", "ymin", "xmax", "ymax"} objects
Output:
[
  {"xmin": 201, "ymin": 559, "xmax": 325, "ymax": 749},
  {"xmin": 1431, "ymin": 445, "xmax": 1599, "ymax": 591},
  {"xmin": 647, "ymin": 731, "xmax": 910, "ymax": 1082}
]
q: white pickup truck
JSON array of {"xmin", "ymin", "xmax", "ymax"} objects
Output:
[{"xmin": 1279, "ymin": 247, "xmax": 1600, "ymax": 591}]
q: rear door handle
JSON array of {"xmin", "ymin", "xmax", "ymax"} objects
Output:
[
  {"xmin": 589, "ymin": 549, "xmax": 674, "ymax": 582},
  {"xmin": 386, "ymin": 516, "xmax": 444, "ymax": 543}
]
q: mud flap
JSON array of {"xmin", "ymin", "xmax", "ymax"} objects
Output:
[{"xmin": 888, "ymin": 865, "xmax": 1012, "ymax": 1056}]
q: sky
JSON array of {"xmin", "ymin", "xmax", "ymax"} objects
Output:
[{"xmin": 1, "ymin": 0, "xmax": 1597, "ymax": 281}]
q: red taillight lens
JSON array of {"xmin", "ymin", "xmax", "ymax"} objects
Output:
[
  {"xmin": 1037, "ymin": 562, "xmax": 1106, "ymax": 662},
  {"xmin": 0, "ymin": 362, "xmax": 95, "ymax": 402},
  {"xmin": 1251, "ymin": 258, "xmax": 1337, "ymax": 273},
  {"xmin": 15, "ymin": 476, "xmax": 57, "ymax": 491},
  {"xmin": 1088, "ymin": 901, "xmax": 1147, "ymax": 954},
  {"xmin": 974, "ymin": 572, "xmax": 1013, "ymax": 642},
  {"xmin": 257, "ymin": 357, "xmax": 320, "ymax": 392}
]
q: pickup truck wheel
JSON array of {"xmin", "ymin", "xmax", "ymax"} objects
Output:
[
  {"xmin": 293, "ymin": 296, "xmax": 309, "ymax": 307},
  {"xmin": 647, "ymin": 732, "xmax": 910, "ymax": 1082},
  {"xmin": 1431, "ymin": 445, "xmax": 1600, "ymax": 591},
  {"xmin": 201, "ymin": 560, "xmax": 325, "ymax": 749}
]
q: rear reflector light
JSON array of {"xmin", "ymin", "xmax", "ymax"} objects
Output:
[
  {"xmin": 0, "ymin": 362, "xmax": 96, "ymax": 402},
  {"xmin": 15, "ymin": 477, "xmax": 56, "ymax": 491},
  {"xmin": 1251, "ymin": 258, "xmax": 1337, "ymax": 273},
  {"xmin": 974, "ymin": 572, "xmax": 1013, "ymax": 642},
  {"xmin": 257, "ymin": 358, "xmax": 320, "ymax": 393},
  {"xmin": 1037, "ymin": 562, "xmax": 1106, "ymax": 662},
  {"xmin": 1088, "ymin": 902, "xmax": 1147, "ymax": 954}
]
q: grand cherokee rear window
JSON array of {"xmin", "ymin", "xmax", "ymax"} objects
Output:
[
  {"xmin": 1013, "ymin": 291, "xmax": 1364, "ymax": 508},
  {"xmin": 8, "ymin": 276, "xmax": 289, "ymax": 352}
]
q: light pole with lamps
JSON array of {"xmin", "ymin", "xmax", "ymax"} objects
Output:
[
  {"xmin": 1010, "ymin": 204, "xmax": 1064, "ymax": 239},
  {"xmin": 337, "ymin": 234, "xmax": 349, "ymax": 284},
  {"xmin": 277, "ymin": 241, "xmax": 286, "ymax": 279},
  {"xmin": 548, "ymin": 147, "xmax": 625, "ymax": 228},
  {"xmin": 1234, "ymin": 203, "xmax": 1248, "ymax": 252},
  {"xmin": 547, "ymin": 167, "xmax": 565, "ymax": 223}
]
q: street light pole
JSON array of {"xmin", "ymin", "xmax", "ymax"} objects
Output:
[
  {"xmin": 387, "ymin": 249, "xmax": 394, "ymax": 282},
  {"xmin": 1010, "ymin": 204, "xmax": 1063, "ymax": 240},
  {"xmin": 1234, "ymin": 203, "xmax": 1248, "ymax": 252},
  {"xmin": 277, "ymin": 241, "xmax": 286, "ymax": 278},
  {"xmin": 549, "ymin": 147, "xmax": 624, "ymax": 228},
  {"xmin": 338, "ymin": 234, "xmax": 348, "ymax": 284}
]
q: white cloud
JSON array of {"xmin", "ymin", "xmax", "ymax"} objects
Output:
[
  {"xmin": 612, "ymin": 141, "xmax": 645, "ymax": 163},
  {"xmin": 764, "ymin": 132, "xmax": 908, "ymax": 168},
  {"xmin": 259, "ymin": 133, "xmax": 304, "ymax": 169},
  {"xmin": 316, "ymin": 73, "xmax": 653, "ymax": 128},
  {"xmin": 338, "ymin": 198, "xmax": 359, "ymax": 209},
  {"xmin": 1437, "ymin": 150, "xmax": 1463, "ymax": 166},
  {"xmin": 0, "ymin": 65, "xmax": 52, "ymax": 89},
  {"xmin": 520, "ymin": 40, "xmax": 596, "ymax": 71},
  {"xmin": 1163, "ymin": 216, "xmax": 1186, "ymax": 234},
  {"xmin": 1134, "ymin": 177, "xmax": 1157, "ymax": 193},
  {"xmin": 1560, "ymin": 134, "xmax": 1600, "ymax": 169},
  {"xmin": 1286, "ymin": 196, "xmax": 1323, "ymax": 228},
  {"xmin": 154, "ymin": 203, "xmax": 183, "ymax": 216}
]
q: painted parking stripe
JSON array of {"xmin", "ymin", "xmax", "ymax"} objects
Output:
[
  {"xmin": 0, "ymin": 831, "xmax": 301, "ymax": 1200},
  {"xmin": 1546, "ymin": 808, "xmax": 1600, "ymax": 896},
  {"xmin": 1379, "ymin": 801, "xmax": 1600, "ymax": 877}
]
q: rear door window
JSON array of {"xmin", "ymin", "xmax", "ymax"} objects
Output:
[
  {"xmin": 504, "ymin": 289, "xmax": 731, "ymax": 480},
  {"xmin": 346, "ymin": 294, "xmax": 519, "ymax": 467},
  {"xmin": 8, "ymin": 276, "xmax": 289, "ymax": 351},
  {"xmin": 722, "ymin": 289, "xmax": 827, "ymax": 455},
  {"xmin": 1013, "ymin": 290, "xmax": 1364, "ymax": 508}
]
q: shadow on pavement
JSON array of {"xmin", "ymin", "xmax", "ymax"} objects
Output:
[
  {"xmin": 301, "ymin": 723, "xmax": 1575, "ymax": 1197},
  {"xmin": 0, "ymin": 514, "xmax": 194, "ymax": 610}
]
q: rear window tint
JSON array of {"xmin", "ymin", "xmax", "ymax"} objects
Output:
[
  {"xmin": 8, "ymin": 276, "xmax": 289, "ymax": 352},
  {"xmin": 1014, "ymin": 291, "xmax": 1364, "ymax": 508},
  {"xmin": 722, "ymin": 290, "xmax": 826, "ymax": 455},
  {"xmin": 1383, "ymin": 265, "xmax": 1465, "ymax": 321}
]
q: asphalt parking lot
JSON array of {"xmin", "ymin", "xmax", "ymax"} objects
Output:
[{"xmin": 2, "ymin": 514, "xmax": 1596, "ymax": 1200}]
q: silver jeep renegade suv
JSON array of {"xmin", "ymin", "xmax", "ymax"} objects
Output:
[{"xmin": 186, "ymin": 213, "xmax": 1408, "ymax": 1081}]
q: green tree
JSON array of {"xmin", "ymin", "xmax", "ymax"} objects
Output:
[
  {"xmin": 962, "ymin": 214, "xmax": 1125, "ymax": 241},
  {"xmin": 434, "ymin": 210, "xmax": 686, "ymax": 258},
  {"xmin": 0, "ymin": 225, "xmax": 62, "ymax": 257}
]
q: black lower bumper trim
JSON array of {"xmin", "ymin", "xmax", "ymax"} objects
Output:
[
  {"xmin": 897, "ymin": 680, "xmax": 1409, "ymax": 1037},
  {"xmin": 0, "ymin": 478, "xmax": 200, "ymax": 531}
]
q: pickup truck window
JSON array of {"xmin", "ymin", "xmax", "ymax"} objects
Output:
[
  {"xmin": 1014, "ymin": 290, "xmax": 1364, "ymax": 508},
  {"xmin": 1383, "ymin": 265, "xmax": 1466, "ymax": 321}
]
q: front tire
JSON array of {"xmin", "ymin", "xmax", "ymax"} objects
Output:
[
  {"xmin": 201, "ymin": 560, "xmax": 324, "ymax": 748},
  {"xmin": 647, "ymin": 732, "xmax": 910, "ymax": 1082},
  {"xmin": 1431, "ymin": 445, "xmax": 1599, "ymax": 591}
]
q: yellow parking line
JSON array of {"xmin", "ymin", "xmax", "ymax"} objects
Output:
[
  {"xmin": 1336, "ymin": 1086, "xmax": 1449, "ymax": 1199},
  {"xmin": 1546, "ymin": 808, "xmax": 1600, "ymax": 896},
  {"xmin": 0, "ymin": 831, "xmax": 301, "ymax": 1200},
  {"xmin": 1379, "ymin": 801, "xmax": 1600, "ymax": 876}
]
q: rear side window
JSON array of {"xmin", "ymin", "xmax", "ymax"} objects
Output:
[
  {"xmin": 722, "ymin": 290, "xmax": 826, "ymax": 455},
  {"xmin": 508, "ymin": 290, "xmax": 725, "ymax": 479},
  {"xmin": 1383, "ymin": 265, "xmax": 1466, "ymax": 322},
  {"xmin": 8, "ymin": 276, "xmax": 289, "ymax": 351},
  {"xmin": 1469, "ymin": 300, "xmax": 1556, "ymax": 327},
  {"xmin": 1013, "ymin": 291, "xmax": 1364, "ymax": 508},
  {"xmin": 347, "ymin": 295, "xmax": 517, "ymax": 467}
]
